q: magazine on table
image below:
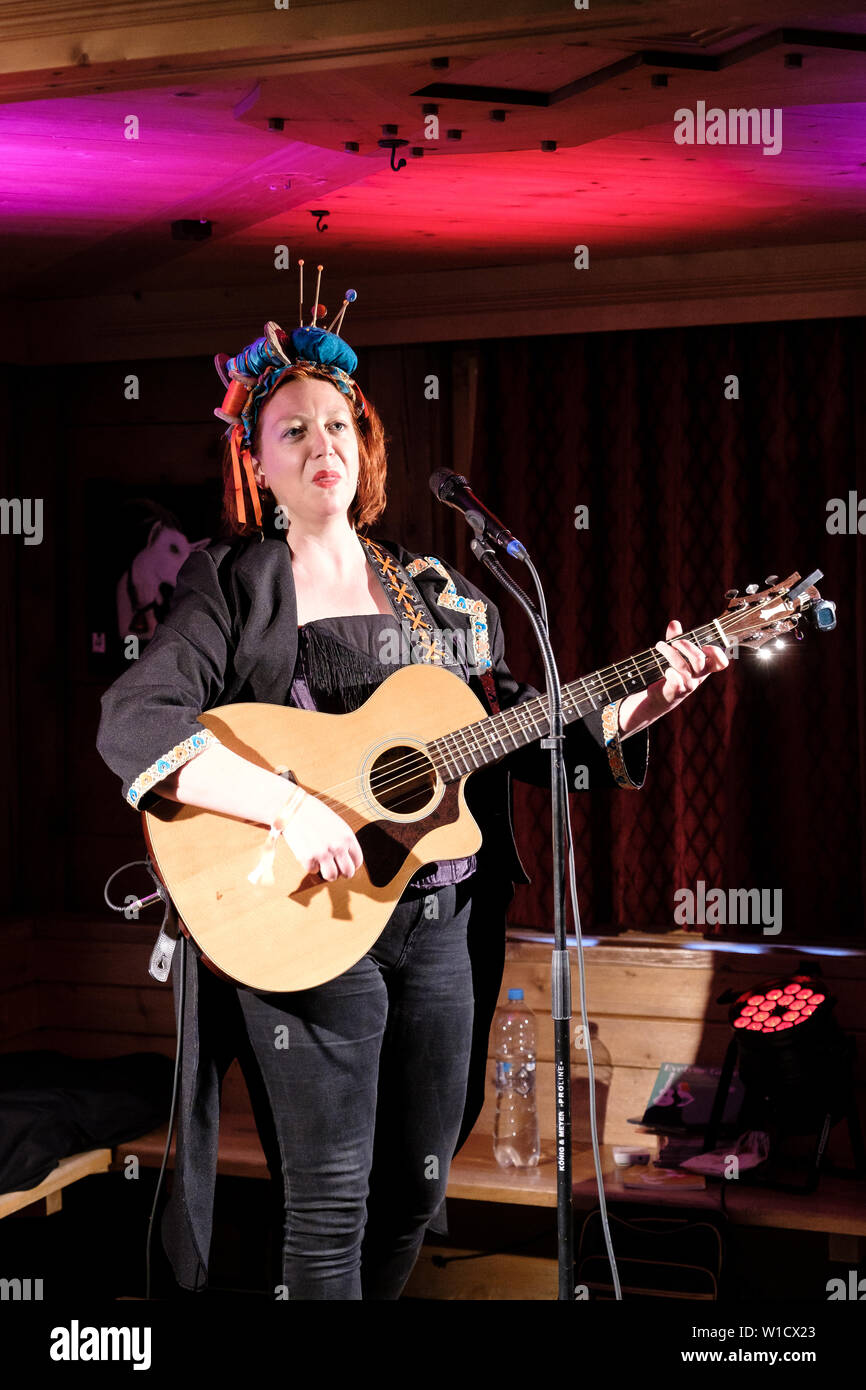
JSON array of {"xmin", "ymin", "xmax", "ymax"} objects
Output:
[{"xmin": 629, "ymin": 1062, "xmax": 745, "ymax": 1135}]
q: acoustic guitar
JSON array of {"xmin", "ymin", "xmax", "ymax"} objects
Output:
[{"xmin": 142, "ymin": 572, "xmax": 834, "ymax": 990}]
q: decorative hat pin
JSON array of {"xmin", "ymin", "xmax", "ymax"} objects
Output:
[{"xmin": 213, "ymin": 262, "xmax": 363, "ymax": 527}]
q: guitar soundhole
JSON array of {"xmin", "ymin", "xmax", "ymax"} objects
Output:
[{"xmin": 369, "ymin": 745, "xmax": 438, "ymax": 817}]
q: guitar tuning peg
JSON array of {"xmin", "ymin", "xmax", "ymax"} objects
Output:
[
  {"xmin": 764, "ymin": 574, "xmax": 779, "ymax": 586},
  {"xmin": 745, "ymin": 583, "xmax": 760, "ymax": 594},
  {"xmin": 724, "ymin": 588, "xmax": 739, "ymax": 599}
]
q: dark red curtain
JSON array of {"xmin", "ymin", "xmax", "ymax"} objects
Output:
[{"xmin": 466, "ymin": 317, "xmax": 866, "ymax": 942}]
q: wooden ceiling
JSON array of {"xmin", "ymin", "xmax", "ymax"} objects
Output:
[{"xmin": 0, "ymin": 0, "xmax": 864, "ymax": 318}]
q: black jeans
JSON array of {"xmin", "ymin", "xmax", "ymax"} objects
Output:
[{"xmin": 233, "ymin": 878, "xmax": 476, "ymax": 1300}]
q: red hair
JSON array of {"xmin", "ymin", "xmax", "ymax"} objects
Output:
[{"xmin": 220, "ymin": 364, "xmax": 387, "ymax": 537}]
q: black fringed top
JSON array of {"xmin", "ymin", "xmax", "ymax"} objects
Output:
[{"xmin": 291, "ymin": 613, "xmax": 476, "ymax": 891}]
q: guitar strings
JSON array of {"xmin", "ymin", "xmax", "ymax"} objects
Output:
[
  {"xmin": 295, "ymin": 611, "xmax": 756, "ymax": 818},
  {"xmin": 308, "ymin": 614, "xmax": 751, "ymax": 814}
]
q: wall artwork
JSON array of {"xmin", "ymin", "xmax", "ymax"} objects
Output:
[{"xmin": 86, "ymin": 480, "xmax": 223, "ymax": 677}]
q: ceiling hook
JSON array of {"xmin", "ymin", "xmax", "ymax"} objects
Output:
[
  {"xmin": 378, "ymin": 137, "xmax": 409, "ymax": 172},
  {"xmin": 309, "ymin": 209, "xmax": 329, "ymax": 232}
]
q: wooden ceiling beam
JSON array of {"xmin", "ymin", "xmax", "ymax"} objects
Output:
[
  {"xmin": 3, "ymin": 0, "xmax": 862, "ymax": 103},
  {"xmin": 5, "ymin": 239, "xmax": 866, "ymax": 365},
  {"xmin": 0, "ymin": 0, "xmax": 607, "ymax": 103}
]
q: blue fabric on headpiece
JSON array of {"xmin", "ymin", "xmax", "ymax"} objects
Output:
[
  {"xmin": 290, "ymin": 326, "xmax": 358, "ymax": 376},
  {"xmin": 220, "ymin": 321, "xmax": 363, "ymax": 450},
  {"xmin": 227, "ymin": 336, "xmax": 285, "ymax": 380}
]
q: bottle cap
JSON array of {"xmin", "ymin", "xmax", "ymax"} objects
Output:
[
  {"xmin": 507, "ymin": 988, "xmax": 524, "ymax": 1001},
  {"xmin": 612, "ymin": 1146, "xmax": 652, "ymax": 1168}
]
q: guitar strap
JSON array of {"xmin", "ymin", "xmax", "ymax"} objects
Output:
[
  {"xmin": 140, "ymin": 855, "xmax": 182, "ymax": 983},
  {"xmin": 359, "ymin": 535, "xmax": 501, "ymax": 715},
  {"xmin": 148, "ymin": 891, "xmax": 181, "ymax": 983}
]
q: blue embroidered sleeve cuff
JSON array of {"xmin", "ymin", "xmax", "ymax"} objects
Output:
[
  {"xmin": 601, "ymin": 699, "xmax": 648, "ymax": 790},
  {"xmin": 126, "ymin": 729, "xmax": 220, "ymax": 808}
]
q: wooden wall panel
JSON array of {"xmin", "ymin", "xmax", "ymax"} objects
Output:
[
  {"xmin": 0, "ymin": 919, "xmax": 38, "ymax": 1048},
  {"xmin": 487, "ymin": 940, "xmax": 866, "ymax": 1152},
  {"xmin": 7, "ymin": 919, "xmax": 862, "ymax": 1172},
  {"xmin": 0, "ymin": 986, "xmax": 40, "ymax": 1044},
  {"xmin": 39, "ymin": 982, "xmax": 174, "ymax": 1036}
]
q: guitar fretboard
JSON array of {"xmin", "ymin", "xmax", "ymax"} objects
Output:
[{"xmin": 428, "ymin": 621, "xmax": 725, "ymax": 781}]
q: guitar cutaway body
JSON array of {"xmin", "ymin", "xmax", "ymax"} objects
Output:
[{"xmin": 142, "ymin": 663, "xmax": 487, "ymax": 990}]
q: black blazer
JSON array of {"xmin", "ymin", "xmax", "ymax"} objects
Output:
[
  {"xmin": 95, "ymin": 525, "xmax": 649, "ymax": 1290},
  {"xmin": 96, "ymin": 527, "xmax": 648, "ymax": 882}
]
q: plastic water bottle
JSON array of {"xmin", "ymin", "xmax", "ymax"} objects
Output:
[
  {"xmin": 570, "ymin": 1021, "xmax": 612, "ymax": 1145},
  {"xmin": 492, "ymin": 988, "xmax": 540, "ymax": 1168}
]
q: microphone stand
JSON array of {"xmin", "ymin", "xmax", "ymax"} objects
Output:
[{"xmin": 468, "ymin": 525, "xmax": 575, "ymax": 1301}]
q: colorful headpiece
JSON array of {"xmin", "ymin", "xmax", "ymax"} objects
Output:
[{"xmin": 214, "ymin": 261, "xmax": 366, "ymax": 528}]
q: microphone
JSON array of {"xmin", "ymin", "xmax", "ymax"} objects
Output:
[{"xmin": 428, "ymin": 469, "xmax": 527, "ymax": 560}]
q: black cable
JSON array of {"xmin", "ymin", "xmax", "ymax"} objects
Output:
[
  {"xmin": 103, "ymin": 858, "xmax": 158, "ymax": 913},
  {"xmin": 102, "ymin": 856, "xmax": 185, "ymax": 1299},
  {"xmin": 145, "ymin": 932, "xmax": 186, "ymax": 1300}
]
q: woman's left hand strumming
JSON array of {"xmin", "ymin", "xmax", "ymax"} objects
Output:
[{"xmin": 618, "ymin": 619, "xmax": 730, "ymax": 738}]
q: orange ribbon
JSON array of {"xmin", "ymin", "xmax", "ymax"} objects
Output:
[{"xmin": 230, "ymin": 425, "xmax": 263, "ymax": 528}]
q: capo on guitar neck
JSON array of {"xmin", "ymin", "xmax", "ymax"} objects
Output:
[{"xmin": 787, "ymin": 570, "xmax": 822, "ymax": 602}]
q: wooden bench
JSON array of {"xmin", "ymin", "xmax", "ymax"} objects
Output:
[{"xmin": 0, "ymin": 1149, "xmax": 112, "ymax": 1219}]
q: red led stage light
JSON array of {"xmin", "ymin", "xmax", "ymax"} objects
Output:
[{"xmin": 707, "ymin": 971, "xmax": 862, "ymax": 1194}]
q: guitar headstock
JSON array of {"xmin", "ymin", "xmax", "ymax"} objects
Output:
[{"xmin": 716, "ymin": 570, "xmax": 837, "ymax": 653}]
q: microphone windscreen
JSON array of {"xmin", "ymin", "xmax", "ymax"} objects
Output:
[{"xmin": 429, "ymin": 468, "xmax": 455, "ymax": 501}]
